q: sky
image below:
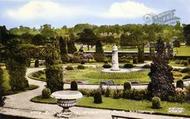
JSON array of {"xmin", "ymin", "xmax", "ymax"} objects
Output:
[{"xmin": 0, "ymin": 0, "xmax": 190, "ymax": 28}]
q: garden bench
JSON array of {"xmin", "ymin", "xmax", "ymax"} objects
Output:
[{"xmin": 112, "ymin": 114, "xmax": 142, "ymax": 119}]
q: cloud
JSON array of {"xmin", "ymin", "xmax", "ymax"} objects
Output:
[
  {"xmin": 5, "ymin": 0, "xmax": 87, "ymax": 21},
  {"xmin": 102, "ymin": 1, "xmax": 156, "ymax": 19}
]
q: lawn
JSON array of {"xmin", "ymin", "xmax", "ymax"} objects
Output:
[
  {"xmin": 174, "ymin": 46, "xmax": 190, "ymax": 56},
  {"xmin": 31, "ymin": 96, "xmax": 190, "ymax": 116},
  {"xmin": 29, "ymin": 68, "xmax": 150, "ymax": 84}
]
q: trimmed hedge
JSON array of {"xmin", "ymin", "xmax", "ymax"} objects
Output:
[
  {"xmin": 123, "ymin": 64, "xmax": 134, "ymax": 68},
  {"xmin": 42, "ymin": 88, "xmax": 51, "ymax": 98},
  {"xmin": 152, "ymin": 97, "xmax": 161, "ymax": 109},
  {"xmin": 94, "ymin": 89, "xmax": 102, "ymax": 104},
  {"xmin": 70, "ymin": 81, "xmax": 78, "ymax": 90}
]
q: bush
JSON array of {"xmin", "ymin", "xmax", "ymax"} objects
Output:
[
  {"xmin": 45, "ymin": 65, "xmax": 64, "ymax": 92},
  {"xmin": 132, "ymin": 89, "xmax": 146, "ymax": 100},
  {"xmin": 180, "ymin": 68, "xmax": 190, "ymax": 73},
  {"xmin": 42, "ymin": 88, "xmax": 51, "ymax": 98},
  {"xmin": 183, "ymin": 61, "xmax": 189, "ymax": 66},
  {"xmin": 176, "ymin": 80, "xmax": 184, "ymax": 89},
  {"xmin": 65, "ymin": 66, "xmax": 74, "ymax": 70},
  {"xmin": 123, "ymin": 90, "xmax": 132, "ymax": 99},
  {"xmin": 133, "ymin": 57, "xmax": 138, "ymax": 64},
  {"xmin": 70, "ymin": 81, "xmax": 78, "ymax": 90},
  {"xmin": 175, "ymin": 60, "xmax": 180, "ymax": 64},
  {"xmin": 182, "ymin": 75, "xmax": 190, "ymax": 79},
  {"xmin": 102, "ymin": 63, "xmax": 111, "ymax": 68},
  {"xmin": 142, "ymin": 64, "xmax": 151, "ymax": 68},
  {"xmin": 34, "ymin": 60, "xmax": 39, "ymax": 67},
  {"xmin": 124, "ymin": 82, "xmax": 131, "ymax": 90},
  {"xmin": 94, "ymin": 89, "xmax": 102, "ymax": 104},
  {"xmin": 77, "ymin": 65, "xmax": 85, "ymax": 69},
  {"xmin": 152, "ymin": 97, "xmax": 161, "ymax": 109},
  {"xmin": 123, "ymin": 63, "xmax": 134, "ymax": 68},
  {"xmin": 79, "ymin": 89, "xmax": 95, "ymax": 97},
  {"xmin": 112, "ymin": 89, "xmax": 121, "ymax": 99},
  {"xmin": 104, "ymin": 87, "xmax": 111, "ymax": 97}
]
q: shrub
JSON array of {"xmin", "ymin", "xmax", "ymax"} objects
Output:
[
  {"xmin": 0, "ymin": 68, "xmax": 5, "ymax": 106},
  {"xmin": 94, "ymin": 89, "xmax": 102, "ymax": 104},
  {"xmin": 188, "ymin": 58, "xmax": 190, "ymax": 64},
  {"xmin": 45, "ymin": 65, "xmax": 64, "ymax": 92},
  {"xmin": 77, "ymin": 65, "xmax": 85, "ymax": 69},
  {"xmin": 112, "ymin": 89, "xmax": 121, "ymax": 99},
  {"xmin": 183, "ymin": 61, "xmax": 189, "ymax": 66},
  {"xmin": 133, "ymin": 57, "xmax": 138, "ymax": 64},
  {"xmin": 65, "ymin": 66, "xmax": 74, "ymax": 70},
  {"xmin": 142, "ymin": 64, "xmax": 151, "ymax": 68},
  {"xmin": 152, "ymin": 97, "xmax": 161, "ymax": 109},
  {"xmin": 70, "ymin": 81, "xmax": 78, "ymax": 90},
  {"xmin": 175, "ymin": 60, "xmax": 180, "ymax": 64},
  {"xmin": 81, "ymin": 60, "xmax": 86, "ymax": 64},
  {"xmin": 104, "ymin": 87, "xmax": 111, "ymax": 97},
  {"xmin": 123, "ymin": 90, "xmax": 132, "ymax": 99},
  {"xmin": 176, "ymin": 80, "xmax": 184, "ymax": 89},
  {"xmin": 102, "ymin": 63, "xmax": 111, "ymax": 68},
  {"xmin": 123, "ymin": 63, "xmax": 134, "ymax": 68},
  {"xmin": 180, "ymin": 68, "xmax": 190, "ymax": 73},
  {"xmin": 182, "ymin": 75, "xmax": 190, "ymax": 79},
  {"xmin": 132, "ymin": 89, "xmax": 146, "ymax": 100},
  {"xmin": 124, "ymin": 82, "xmax": 131, "ymax": 90},
  {"xmin": 34, "ymin": 60, "xmax": 39, "ymax": 67},
  {"xmin": 42, "ymin": 88, "xmax": 51, "ymax": 98}
]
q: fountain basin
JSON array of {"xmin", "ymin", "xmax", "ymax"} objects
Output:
[{"xmin": 102, "ymin": 68, "xmax": 142, "ymax": 73}]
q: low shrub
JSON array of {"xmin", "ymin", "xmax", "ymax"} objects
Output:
[
  {"xmin": 152, "ymin": 97, "xmax": 161, "ymax": 109},
  {"xmin": 102, "ymin": 63, "xmax": 112, "ymax": 68},
  {"xmin": 94, "ymin": 89, "xmax": 102, "ymax": 104},
  {"xmin": 175, "ymin": 60, "xmax": 180, "ymax": 64},
  {"xmin": 70, "ymin": 81, "xmax": 78, "ymax": 90},
  {"xmin": 77, "ymin": 65, "xmax": 85, "ymax": 69},
  {"xmin": 112, "ymin": 89, "xmax": 121, "ymax": 99},
  {"xmin": 123, "ymin": 64, "xmax": 134, "ymax": 68},
  {"xmin": 124, "ymin": 82, "xmax": 131, "ymax": 90},
  {"xmin": 42, "ymin": 88, "xmax": 51, "ymax": 98},
  {"xmin": 104, "ymin": 87, "xmax": 111, "ymax": 97},
  {"xmin": 142, "ymin": 64, "xmax": 151, "ymax": 68},
  {"xmin": 79, "ymin": 89, "xmax": 95, "ymax": 97},
  {"xmin": 180, "ymin": 68, "xmax": 190, "ymax": 73},
  {"xmin": 176, "ymin": 80, "xmax": 184, "ymax": 89},
  {"xmin": 182, "ymin": 75, "xmax": 190, "ymax": 79},
  {"xmin": 65, "ymin": 66, "xmax": 74, "ymax": 70},
  {"xmin": 133, "ymin": 57, "xmax": 138, "ymax": 64},
  {"xmin": 34, "ymin": 60, "xmax": 39, "ymax": 67}
]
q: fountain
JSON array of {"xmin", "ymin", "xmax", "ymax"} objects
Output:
[
  {"xmin": 102, "ymin": 45, "xmax": 142, "ymax": 73},
  {"xmin": 51, "ymin": 90, "xmax": 83, "ymax": 118}
]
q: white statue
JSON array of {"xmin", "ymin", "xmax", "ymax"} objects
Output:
[{"xmin": 111, "ymin": 45, "xmax": 120, "ymax": 71}]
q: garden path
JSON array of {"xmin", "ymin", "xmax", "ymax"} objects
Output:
[{"xmin": 0, "ymin": 67, "xmax": 189, "ymax": 119}]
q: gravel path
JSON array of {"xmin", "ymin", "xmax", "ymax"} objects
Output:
[{"xmin": 0, "ymin": 67, "xmax": 189, "ymax": 119}]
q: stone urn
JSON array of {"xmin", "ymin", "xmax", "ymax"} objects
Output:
[{"xmin": 51, "ymin": 90, "xmax": 83, "ymax": 118}]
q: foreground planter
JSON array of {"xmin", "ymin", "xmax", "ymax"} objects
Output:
[{"xmin": 51, "ymin": 90, "xmax": 83, "ymax": 118}]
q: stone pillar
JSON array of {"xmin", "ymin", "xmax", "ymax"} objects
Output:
[{"xmin": 111, "ymin": 45, "xmax": 120, "ymax": 71}]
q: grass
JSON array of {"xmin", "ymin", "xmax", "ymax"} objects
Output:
[
  {"xmin": 31, "ymin": 96, "xmax": 190, "ymax": 116},
  {"xmin": 2, "ymin": 69, "xmax": 11, "ymax": 93},
  {"xmin": 30, "ymin": 68, "xmax": 150, "ymax": 84},
  {"xmin": 174, "ymin": 46, "xmax": 190, "ymax": 56}
]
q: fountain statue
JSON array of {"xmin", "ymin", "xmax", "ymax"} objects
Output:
[
  {"xmin": 111, "ymin": 45, "xmax": 120, "ymax": 71},
  {"xmin": 102, "ymin": 45, "xmax": 142, "ymax": 73}
]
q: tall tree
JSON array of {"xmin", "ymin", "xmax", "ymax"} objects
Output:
[
  {"xmin": 77, "ymin": 28, "xmax": 97, "ymax": 50},
  {"xmin": 148, "ymin": 38, "xmax": 175, "ymax": 100}
]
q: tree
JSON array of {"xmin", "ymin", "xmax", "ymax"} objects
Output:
[
  {"xmin": 59, "ymin": 37, "xmax": 69, "ymax": 62},
  {"xmin": 183, "ymin": 24, "xmax": 190, "ymax": 45},
  {"xmin": 5, "ymin": 39, "xmax": 30, "ymax": 91},
  {"xmin": 32, "ymin": 34, "xmax": 46, "ymax": 45},
  {"xmin": 44, "ymin": 43, "xmax": 64, "ymax": 92},
  {"xmin": 77, "ymin": 28, "xmax": 97, "ymax": 50},
  {"xmin": 94, "ymin": 40, "xmax": 104, "ymax": 62},
  {"xmin": 148, "ymin": 38, "xmax": 175, "ymax": 100}
]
